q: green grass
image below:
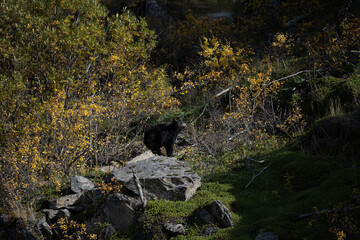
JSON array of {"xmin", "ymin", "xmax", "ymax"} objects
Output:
[
  {"xmin": 114, "ymin": 149, "xmax": 359, "ymax": 240},
  {"xmin": 221, "ymin": 151, "xmax": 358, "ymax": 240}
]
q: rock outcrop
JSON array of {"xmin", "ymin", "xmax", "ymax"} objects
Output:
[
  {"xmin": 113, "ymin": 155, "xmax": 202, "ymax": 201},
  {"xmin": 88, "ymin": 193, "xmax": 140, "ymax": 232},
  {"xmin": 207, "ymin": 200, "xmax": 234, "ymax": 228},
  {"xmin": 29, "ymin": 153, "xmax": 202, "ymax": 239},
  {"xmin": 49, "ymin": 193, "xmax": 83, "ymax": 209},
  {"xmin": 198, "ymin": 200, "xmax": 234, "ymax": 236},
  {"xmin": 70, "ymin": 175, "xmax": 95, "ymax": 193}
]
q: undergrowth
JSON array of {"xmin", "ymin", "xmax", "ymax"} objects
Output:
[{"xmin": 112, "ymin": 149, "xmax": 359, "ymax": 240}]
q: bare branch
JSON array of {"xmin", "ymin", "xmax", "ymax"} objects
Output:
[
  {"xmin": 245, "ymin": 157, "xmax": 266, "ymax": 164},
  {"xmin": 297, "ymin": 206, "xmax": 360, "ymax": 219},
  {"xmin": 192, "ymin": 86, "xmax": 233, "ymax": 124},
  {"xmin": 191, "ymin": 103, "xmax": 209, "ymax": 124},
  {"xmin": 216, "ymin": 86, "xmax": 233, "ymax": 97},
  {"xmin": 245, "ymin": 162, "xmax": 270, "ymax": 189},
  {"xmin": 268, "ymin": 70, "xmax": 313, "ymax": 86}
]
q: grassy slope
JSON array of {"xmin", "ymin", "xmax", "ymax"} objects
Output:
[
  {"xmin": 117, "ymin": 149, "xmax": 359, "ymax": 240},
  {"xmin": 216, "ymin": 150, "xmax": 359, "ymax": 240}
]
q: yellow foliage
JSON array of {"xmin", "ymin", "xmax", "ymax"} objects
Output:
[
  {"xmin": 0, "ymin": 0, "xmax": 178, "ymax": 216},
  {"xmin": 97, "ymin": 177, "xmax": 123, "ymax": 195},
  {"xmin": 55, "ymin": 218, "xmax": 94, "ymax": 240}
]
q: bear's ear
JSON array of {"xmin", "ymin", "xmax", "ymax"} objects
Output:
[{"xmin": 170, "ymin": 119, "xmax": 178, "ymax": 126}]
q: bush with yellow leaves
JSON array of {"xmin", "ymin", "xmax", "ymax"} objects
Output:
[
  {"xmin": 0, "ymin": 0, "xmax": 177, "ymax": 217},
  {"xmin": 55, "ymin": 217, "xmax": 97, "ymax": 240},
  {"xmin": 176, "ymin": 37, "xmax": 304, "ymax": 176}
]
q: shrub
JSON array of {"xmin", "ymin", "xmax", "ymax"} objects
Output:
[
  {"xmin": 0, "ymin": 0, "xmax": 177, "ymax": 216},
  {"xmin": 310, "ymin": 76, "xmax": 359, "ymax": 116}
]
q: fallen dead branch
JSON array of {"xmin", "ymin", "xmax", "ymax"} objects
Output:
[
  {"xmin": 268, "ymin": 70, "xmax": 313, "ymax": 86},
  {"xmin": 297, "ymin": 205, "xmax": 360, "ymax": 219},
  {"xmin": 245, "ymin": 162, "xmax": 270, "ymax": 189}
]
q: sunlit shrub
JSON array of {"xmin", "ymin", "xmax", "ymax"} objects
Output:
[
  {"xmin": 176, "ymin": 39, "xmax": 305, "ymax": 176},
  {"xmin": 0, "ymin": 0, "xmax": 177, "ymax": 216},
  {"xmin": 55, "ymin": 217, "xmax": 97, "ymax": 240}
]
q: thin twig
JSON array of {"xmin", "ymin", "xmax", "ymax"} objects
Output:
[
  {"xmin": 192, "ymin": 86, "xmax": 233, "ymax": 124},
  {"xmin": 191, "ymin": 103, "xmax": 209, "ymax": 124},
  {"xmin": 245, "ymin": 162, "xmax": 270, "ymax": 189}
]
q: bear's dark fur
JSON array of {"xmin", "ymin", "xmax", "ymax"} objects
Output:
[{"xmin": 144, "ymin": 120, "xmax": 184, "ymax": 156}]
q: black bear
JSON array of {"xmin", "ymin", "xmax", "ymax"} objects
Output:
[{"xmin": 144, "ymin": 120, "xmax": 185, "ymax": 156}]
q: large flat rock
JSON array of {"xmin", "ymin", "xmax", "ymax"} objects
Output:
[{"xmin": 113, "ymin": 155, "xmax": 201, "ymax": 201}]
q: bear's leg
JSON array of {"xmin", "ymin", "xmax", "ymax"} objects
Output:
[
  {"xmin": 151, "ymin": 148, "xmax": 162, "ymax": 155},
  {"xmin": 164, "ymin": 143, "xmax": 174, "ymax": 157}
]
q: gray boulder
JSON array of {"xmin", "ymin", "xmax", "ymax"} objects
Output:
[
  {"xmin": 91, "ymin": 193, "xmax": 140, "ymax": 231},
  {"xmin": 207, "ymin": 200, "xmax": 234, "ymax": 228},
  {"xmin": 49, "ymin": 193, "xmax": 82, "ymax": 209},
  {"xmin": 113, "ymin": 155, "xmax": 201, "ymax": 201},
  {"xmin": 70, "ymin": 175, "xmax": 95, "ymax": 193},
  {"xmin": 49, "ymin": 189, "xmax": 102, "ymax": 211},
  {"xmin": 74, "ymin": 189, "xmax": 103, "ymax": 206},
  {"xmin": 163, "ymin": 221, "xmax": 186, "ymax": 235}
]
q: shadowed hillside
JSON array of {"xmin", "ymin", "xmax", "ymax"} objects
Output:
[{"xmin": 0, "ymin": 0, "xmax": 359, "ymax": 239}]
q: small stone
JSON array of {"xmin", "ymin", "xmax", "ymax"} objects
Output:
[
  {"xmin": 70, "ymin": 175, "xmax": 95, "ymax": 193},
  {"xmin": 163, "ymin": 221, "xmax": 186, "ymax": 235},
  {"xmin": 203, "ymin": 225, "xmax": 219, "ymax": 236},
  {"xmin": 49, "ymin": 193, "xmax": 82, "ymax": 209},
  {"xmin": 207, "ymin": 200, "xmax": 234, "ymax": 228},
  {"xmin": 90, "ymin": 193, "xmax": 140, "ymax": 231}
]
